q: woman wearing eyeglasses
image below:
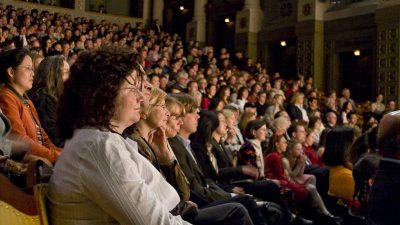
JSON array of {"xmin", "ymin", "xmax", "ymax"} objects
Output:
[{"xmin": 0, "ymin": 47, "xmax": 61, "ymax": 163}]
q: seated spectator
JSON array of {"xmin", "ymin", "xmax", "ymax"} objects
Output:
[
  {"xmin": 351, "ymin": 154, "xmax": 379, "ymax": 219},
  {"xmin": 339, "ymin": 88, "xmax": 356, "ymax": 112},
  {"xmin": 48, "ymin": 46, "xmax": 191, "ymax": 225},
  {"xmin": 323, "ymin": 127, "xmax": 355, "ymax": 205},
  {"xmin": 287, "ymin": 92, "xmax": 309, "ymax": 123},
  {"xmin": 282, "ymin": 139, "xmax": 316, "ymax": 186},
  {"xmin": 236, "ymin": 86, "xmax": 249, "ymax": 112},
  {"xmin": 373, "ymin": 94, "xmax": 385, "ymax": 115},
  {"xmin": 339, "ymin": 101, "xmax": 353, "ymax": 125},
  {"xmin": 255, "ymin": 91, "xmax": 267, "ymax": 118},
  {"xmin": 368, "ymin": 111, "xmax": 400, "ymax": 225},
  {"xmin": 345, "ymin": 112, "xmax": 362, "ymax": 139},
  {"xmin": 265, "ymin": 135, "xmax": 340, "ymax": 225},
  {"xmin": 29, "ymin": 55, "xmax": 69, "ymax": 147},
  {"xmin": 325, "ymin": 112, "xmax": 337, "ymax": 129},
  {"xmin": 200, "ymin": 84, "xmax": 216, "ymax": 110},
  {"xmin": 308, "ymin": 116, "xmax": 322, "ymax": 147},
  {"xmin": 264, "ymin": 93, "xmax": 284, "ymax": 126},
  {"xmin": 0, "ymin": 47, "xmax": 61, "ymax": 163}
]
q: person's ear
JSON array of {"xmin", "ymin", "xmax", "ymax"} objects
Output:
[{"xmin": 6, "ymin": 67, "xmax": 14, "ymax": 80}]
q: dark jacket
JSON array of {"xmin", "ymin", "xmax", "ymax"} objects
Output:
[
  {"xmin": 368, "ymin": 159, "xmax": 400, "ymax": 225},
  {"xmin": 286, "ymin": 103, "xmax": 303, "ymax": 122},
  {"xmin": 168, "ymin": 136, "xmax": 231, "ymax": 205},
  {"xmin": 28, "ymin": 91, "xmax": 61, "ymax": 147}
]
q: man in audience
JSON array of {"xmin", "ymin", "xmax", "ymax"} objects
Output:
[
  {"xmin": 339, "ymin": 88, "xmax": 356, "ymax": 111},
  {"xmin": 325, "ymin": 112, "xmax": 337, "ymax": 129},
  {"xmin": 368, "ymin": 111, "xmax": 400, "ymax": 225}
]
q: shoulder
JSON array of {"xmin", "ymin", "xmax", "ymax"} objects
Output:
[{"xmin": 266, "ymin": 152, "xmax": 281, "ymax": 161}]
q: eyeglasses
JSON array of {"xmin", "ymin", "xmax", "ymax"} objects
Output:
[
  {"xmin": 17, "ymin": 65, "xmax": 34, "ymax": 73},
  {"xmin": 122, "ymin": 85, "xmax": 142, "ymax": 97},
  {"xmin": 169, "ymin": 113, "xmax": 183, "ymax": 120}
]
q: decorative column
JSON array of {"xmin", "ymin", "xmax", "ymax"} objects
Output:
[
  {"xmin": 295, "ymin": 0, "xmax": 329, "ymax": 91},
  {"xmin": 235, "ymin": 0, "xmax": 264, "ymax": 61},
  {"xmin": 152, "ymin": 0, "xmax": 164, "ymax": 24},
  {"xmin": 375, "ymin": 2, "xmax": 400, "ymax": 104},
  {"xmin": 186, "ymin": 0, "xmax": 207, "ymax": 46},
  {"xmin": 142, "ymin": 0, "xmax": 151, "ymax": 25},
  {"xmin": 75, "ymin": 0, "xmax": 85, "ymax": 11}
]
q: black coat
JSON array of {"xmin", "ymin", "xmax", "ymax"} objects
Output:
[
  {"xmin": 168, "ymin": 136, "xmax": 231, "ymax": 205},
  {"xmin": 29, "ymin": 91, "xmax": 61, "ymax": 147},
  {"xmin": 368, "ymin": 159, "xmax": 400, "ymax": 225}
]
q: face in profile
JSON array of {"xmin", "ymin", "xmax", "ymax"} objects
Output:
[
  {"xmin": 8, "ymin": 55, "xmax": 34, "ymax": 95},
  {"xmin": 112, "ymin": 71, "xmax": 144, "ymax": 129}
]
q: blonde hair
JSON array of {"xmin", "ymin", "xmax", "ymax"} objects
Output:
[
  {"xmin": 166, "ymin": 95, "xmax": 183, "ymax": 117},
  {"xmin": 290, "ymin": 92, "xmax": 304, "ymax": 104},
  {"xmin": 222, "ymin": 108, "xmax": 235, "ymax": 120},
  {"xmin": 238, "ymin": 111, "xmax": 256, "ymax": 132},
  {"xmin": 140, "ymin": 87, "xmax": 166, "ymax": 117}
]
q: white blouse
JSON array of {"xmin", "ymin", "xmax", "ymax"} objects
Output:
[{"xmin": 48, "ymin": 128, "xmax": 190, "ymax": 225}]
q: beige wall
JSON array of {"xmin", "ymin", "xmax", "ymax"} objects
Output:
[{"xmin": 3, "ymin": 0, "xmax": 142, "ymax": 26}]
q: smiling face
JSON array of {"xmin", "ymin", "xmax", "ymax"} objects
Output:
[{"xmin": 7, "ymin": 55, "xmax": 34, "ymax": 95}]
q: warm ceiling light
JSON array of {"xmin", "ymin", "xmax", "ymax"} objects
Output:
[
  {"xmin": 179, "ymin": 6, "xmax": 185, "ymax": 11},
  {"xmin": 354, "ymin": 50, "xmax": 361, "ymax": 56},
  {"xmin": 224, "ymin": 18, "xmax": 230, "ymax": 23},
  {"xmin": 280, "ymin": 41, "xmax": 286, "ymax": 47}
]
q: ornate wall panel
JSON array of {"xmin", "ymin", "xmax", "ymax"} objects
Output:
[
  {"xmin": 376, "ymin": 27, "xmax": 399, "ymax": 99},
  {"xmin": 297, "ymin": 39, "xmax": 314, "ymax": 76}
]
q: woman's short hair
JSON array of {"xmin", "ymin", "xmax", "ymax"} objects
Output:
[
  {"xmin": 222, "ymin": 108, "xmax": 235, "ymax": 120},
  {"xmin": 30, "ymin": 55, "xmax": 66, "ymax": 101},
  {"xmin": 243, "ymin": 119, "xmax": 266, "ymax": 140},
  {"xmin": 57, "ymin": 47, "xmax": 143, "ymax": 141},
  {"xmin": 165, "ymin": 95, "xmax": 183, "ymax": 117},
  {"xmin": 290, "ymin": 91, "xmax": 304, "ymax": 104},
  {"xmin": 0, "ymin": 47, "xmax": 31, "ymax": 84},
  {"xmin": 169, "ymin": 93, "xmax": 198, "ymax": 115},
  {"xmin": 323, "ymin": 127, "xmax": 355, "ymax": 167}
]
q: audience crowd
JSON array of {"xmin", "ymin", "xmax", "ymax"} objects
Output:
[{"xmin": 0, "ymin": 3, "xmax": 398, "ymax": 225}]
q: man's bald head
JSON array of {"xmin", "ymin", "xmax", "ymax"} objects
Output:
[{"xmin": 378, "ymin": 110, "xmax": 400, "ymax": 158}]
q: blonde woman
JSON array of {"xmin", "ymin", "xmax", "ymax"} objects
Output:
[{"xmin": 287, "ymin": 92, "xmax": 309, "ymax": 123}]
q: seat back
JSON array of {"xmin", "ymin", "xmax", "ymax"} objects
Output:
[
  {"xmin": 0, "ymin": 201, "xmax": 40, "ymax": 225},
  {"xmin": 34, "ymin": 184, "xmax": 49, "ymax": 225},
  {"xmin": 0, "ymin": 173, "xmax": 40, "ymax": 225}
]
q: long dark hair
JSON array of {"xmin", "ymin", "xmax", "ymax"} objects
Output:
[
  {"xmin": 190, "ymin": 110, "xmax": 219, "ymax": 146},
  {"xmin": 57, "ymin": 47, "xmax": 143, "ymax": 141},
  {"xmin": 30, "ymin": 55, "xmax": 66, "ymax": 101}
]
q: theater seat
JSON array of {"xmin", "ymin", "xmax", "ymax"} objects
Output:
[
  {"xmin": 34, "ymin": 184, "xmax": 49, "ymax": 225},
  {"xmin": 0, "ymin": 173, "xmax": 40, "ymax": 225}
]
